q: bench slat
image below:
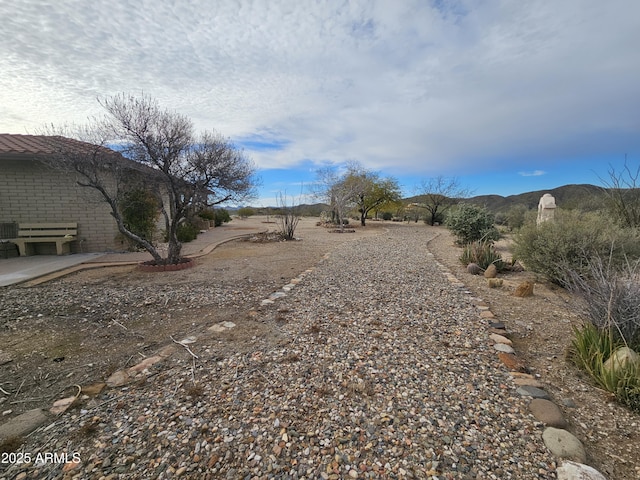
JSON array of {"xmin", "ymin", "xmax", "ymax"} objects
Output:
[
  {"xmin": 18, "ymin": 230, "xmax": 77, "ymax": 237},
  {"xmin": 19, "ymin": 222, "xmax": 77, "ymax": 229}
]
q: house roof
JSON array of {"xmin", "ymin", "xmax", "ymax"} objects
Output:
[{"xmin": 0, "ymin": 134, "xmax": 92, "ymax": 155}]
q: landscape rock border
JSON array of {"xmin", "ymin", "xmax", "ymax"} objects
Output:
[{"xmin": 427, "ymin": 249, "xmax": 607, "ymax": 479}]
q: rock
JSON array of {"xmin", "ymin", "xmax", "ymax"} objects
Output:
[
  {"xmin": 494, "ymin": 343, "xmax": 515, "ymax": 354},
  {"xmin": 129, "ymin": 355, "xmax": 164, "ymax": 373},
  {"xmin": 516, "ymin": 385, "xmax": 550, "ymax": 399},
  {"xmin": 498, "ymin": 352, "xmax": 527, "ymax": 372},
  {"xmin": 487, "ymin": 278, "xmax": 503, "ymax": 288},
  {"xmin": 513, "ymin": 377, "xmax": 545, "ymax": 388},
  {"xmin": 514, "ymin": 281, "xmax": 534, "ymax": 297},
  {"xmin": 467, "ymin": 263, "xmax": 482, "ymax": 275},
  {"xmin": 480, "ymin": 310, "xmax": 495, "ymax": 319},
  {"xmin": 603, "ymin": 346, "xmax": 639, "ymax": 375},
  {"xmin": 484, "ymin": 264, "xmax": 497, "ymax": 278},
  {"xmin": 529, "ymin": 399, "xmax": 568, "ymax": 428},
  {"xmin": 542, "ymin": 427, "xmax": 587, "ymax": 463},
  {"xmin": 81, "ymin": 382, "xmax": 106, "ymax": 396},
  {"xmin": 50, "ymin": 396, "xmax": 76, "ymax": 415},
  {"xmin": 556, "ymin": 460, "xmax": 607, "ymax": 480},
  {"xmin": 489, "ymin": 333, "xmax": 512, "ymax": 345},
  {"xmin": 106, "ymin": 370, "xmax": 131, "ymax": 388},
  {"xmin": 0, "ymin": 409, "xmax": 49, "ymax": 442}
]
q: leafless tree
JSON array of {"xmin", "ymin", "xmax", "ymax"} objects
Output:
[
  {"xmin": 313, "ymin": 166, "xmax": 359, "ymax": 231},
  {"xmin": 415, "ymin": 176, "xmax": 472, "ymax": 226},
  {"xmin": 599, "ymin": 160, "xmax": 640, "ymax": 228},
  {"xmin": 275, "ymin": 191, "xmax": 301, "ymax": 240},
  {"xmin": 45, "ymin": 93, "xmax": 257, "ymax": 264}
]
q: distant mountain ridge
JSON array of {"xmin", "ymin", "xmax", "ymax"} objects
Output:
[
  {"xmin": 238, "ymin": 183, "xmax": 607, "ymax": 215},
  {"xmin": 465, "ymin": 184, "xmax": 606, "ymax": 213}
]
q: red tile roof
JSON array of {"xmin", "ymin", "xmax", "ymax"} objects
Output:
[{"xmin": 0, "ymin": 134, "xmax": 97, "ymax": 156}]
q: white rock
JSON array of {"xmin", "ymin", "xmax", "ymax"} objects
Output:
[{"xmin": 556, "ymin": 460, "xmax": 607, "ymax": 480}]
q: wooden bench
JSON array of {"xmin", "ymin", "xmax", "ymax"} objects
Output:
[{"xmin": 11, "ymin": 222, "xmax": 78, "ymax": 256}]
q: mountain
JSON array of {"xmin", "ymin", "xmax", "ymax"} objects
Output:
[{"xmin": 466, "ymin": 184, "xmax": 607, "ymax": 214}]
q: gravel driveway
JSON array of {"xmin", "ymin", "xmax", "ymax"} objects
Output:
[{"xmin": 1, "ymin": 224, "xmax": 555, "ymax": 479}]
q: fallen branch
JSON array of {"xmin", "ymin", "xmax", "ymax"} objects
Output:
[{"xmin": 169, "ymin": 336, "xmax": 199, "ymax": 359}]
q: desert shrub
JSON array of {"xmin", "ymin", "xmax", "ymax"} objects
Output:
[
  {"xmin": 214, "ymin": 209, "xmax": 231, "ymax": 226},
  {"xmin": 120, "ymin": 189, "xmax": 159, "ymax": 243},
  {"xmin": 381, "ymin": 211, "xmax": 393, "ymax": 221},
  {"xmin": 446, "ymin": 203, "xmax": 499, "ymax": 244},
  {"xmin": 460, "ymin": 240, "xmax": 505, "ymax": 271},
  {"xmin": 570, "ymin": 323, "xmax": 640, "ymax": 412},
  {"xmin": 176, "ymin": 222, "xmax": 199, "ymax": 243},
  {"xmin": 565, "ymin": 255, "xmax": 640, "ymax": 347},
  {"xmin": 505, "ymin": 204, "xmax": 528, "ymax": 231},
  {"xmin": 513, "ymin": 209, "xmax": 640, "ymax": 286},
  {"xmin": 238, "ymin": 207, "xmax": 255, "ymax": 218},
  {"xmin": 197, "ymin": 209, "xmax": 215, "ymax": 221}
]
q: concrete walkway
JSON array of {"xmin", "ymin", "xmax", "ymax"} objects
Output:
[{"xmin": 0, "ymin": 218, "xmax": 270, "ymax": 287}]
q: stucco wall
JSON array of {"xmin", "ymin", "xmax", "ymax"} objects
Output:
[{"xmin": 0, "ymin": 157, "xmax": 126, "ymax": 253}]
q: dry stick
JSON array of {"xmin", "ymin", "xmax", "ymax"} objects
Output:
[
  {"xmin": 0, "ymin": 385, "xmax": 11, "ymax": 395},
  {"xmin": 169, "ymin": 336, "xmax": 199, "ymax": 359},
  {"xmin": 14, "ymin": 378, "xmax": 26, "ymax": 397}
]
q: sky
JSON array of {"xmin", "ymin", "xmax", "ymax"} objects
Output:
[{"xmin": 1, "ymin": 0, "xmax": 639, "ymax": 206}]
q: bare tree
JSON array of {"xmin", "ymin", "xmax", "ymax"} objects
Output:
[
  {"xmin": 275, "ymin": 191, "xmax": 301, "ymax": 240},
  {"xmin": 415, "ymin": 176, "xmax": 472, "ymax": 226},
  {"xmin": 46, "ymin": 93, "xmax": 257, "ymax": 264},
  {"xmin": 313, "ymin": 166, "xmax": 359, "ymax": 231},
  {"xmin": 600, "ymin": 160, "xmax": 640, "ymax": 228}
]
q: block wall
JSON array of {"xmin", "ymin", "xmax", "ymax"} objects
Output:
[{"xmin": 0, "ymin": 158, "xmax": 128, "ymax": 253}]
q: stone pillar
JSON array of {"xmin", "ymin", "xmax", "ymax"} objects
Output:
[{"xmin": 537, "ymin": 193, "xmax": 556, "ymax": 225}]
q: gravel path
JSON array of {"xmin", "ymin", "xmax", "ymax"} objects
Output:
[{"xmin": 2, "ymin": 225, "xmax": 556, "ymax": 479}]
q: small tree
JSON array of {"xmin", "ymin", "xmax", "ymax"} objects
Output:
[
  {"xmin": 46, "ymin": 93, "xmax": 257, "ymax": 265},
  {"xmin": 314, "ymin": 166, "xmax": 358, "ymax": 231},
  {"xmin": 415, "ymin": 176, "xmax": 472, "ymax": 226},
  {"xmin": 344, "ymin": 165, "xmax": 401, "ymax": 226}
]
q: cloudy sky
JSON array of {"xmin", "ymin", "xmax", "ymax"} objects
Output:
[{"xmin": 1, "ymin": 0, "xmax": 639, "ymax": 205}]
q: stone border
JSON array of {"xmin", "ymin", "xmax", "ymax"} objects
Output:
[{"xmin": 427, "ymin": 252, "xmax": 608, "ymax": 480}]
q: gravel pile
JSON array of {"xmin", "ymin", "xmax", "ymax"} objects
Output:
[{"xmin": 2, "ymin": 225, "xmax": 556, "ymax": 479}]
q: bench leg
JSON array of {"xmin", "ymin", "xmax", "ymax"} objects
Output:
[{"xmin": 13, "ymin": 240, "xmax": 28, "ymax": 256}]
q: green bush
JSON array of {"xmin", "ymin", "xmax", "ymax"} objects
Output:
[
  {"xmin": 446, "ymin": 203, "xmax": 499, "ymax": 244},
  {"xmin": 197, "ymin": 209, "xmax": 215, "ymax": 221},
  {"xmin": 381, "ymin": 211, "xmax": 393, "ymax": 221},
  {"xmin": 460, "ymin": 240, "xmax": 505, "ymax": 271},
  {"xmin": 120, "ymin": 189, "xmax": 159, "ymax": 243},
  {"xmin": 238, "ymin": 207, "xmax": 255, "ymax": 218},
  {"xmin": 513, "ymin": 209, "xmax": 640, "ymax": 286},
  {"xmin": 214, "ymin": 209, "xmax": 231, "ymax": 226},
  {"xmin": 176, "ymin": 222, "xmax": 199, "ymax": 243}
]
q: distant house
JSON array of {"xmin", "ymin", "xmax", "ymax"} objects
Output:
[{"xmin": 0, "ymin": 134, "xmax": 134, "ymax": 254}]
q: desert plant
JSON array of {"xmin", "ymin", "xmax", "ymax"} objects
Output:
[
  {"xmin": 513, "ymin": 209, "xmax": 640, "ymax": 286},
  {"xmin": 238, "ymin": 207, "xmax": 255, "ymax": 218},
  {"xmin": 176, "ymin": 222, "xmax": 199, "ymax": 243},
  {"xmin": 565, "ymin": 255, "xmax": 640, "ymax": 347},
  {"xmin": 214, "ymin": 208, "xmax": 231, "ymax": 226},
  {"xmin": 276, "ymin": 192, "xmax": 300, "ymax": 240},
  {"xmin": 120, "ymin": 188, "xmax": 159, "ymax": 244},
  {"xmin": 570, "ymin": 323, "xmax": 640, "ymax": 412},
  {"xmin": 446, "ymin": 203, "xmax": 499, "ymax": 244},
  {"xmin": 460, "ymin": 240, "xmax": 505, "ymax": 271},
  {"xmin": 197, "ymin": 209, "xmax": 215, "ymax": 221}
]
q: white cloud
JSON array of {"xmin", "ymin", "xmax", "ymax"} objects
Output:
[
  {"xmin": 0, "ymin": 0, "xmax": 638, "ymax": 180},
  {"xmin": 519, "ymin": 170, "xmax": 547, "ymax": 177}
]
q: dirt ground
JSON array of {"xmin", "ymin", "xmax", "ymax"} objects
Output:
[{"xmin": 1, "ymin": 218, "xmax": 639, "ymax": 479}]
